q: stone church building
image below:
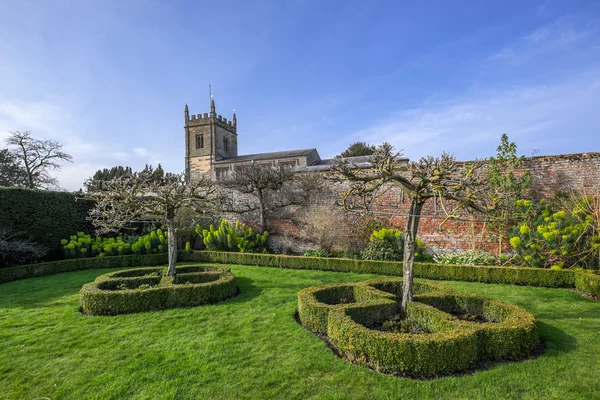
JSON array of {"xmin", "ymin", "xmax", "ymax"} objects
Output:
[{"xmin": 184, "ymin": 100, "xmax": 370, "ymax": 180}]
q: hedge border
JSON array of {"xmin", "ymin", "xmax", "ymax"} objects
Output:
[
  {"xmin": 298, "ymin": 278, "xmax": 539, "ymax": 378},
  {"xmin": 80, "ymin": 264, "xmax": 237, "ymax": 316},
  {"xmin": 179, "ymin": 251, "xmax": 597, "ymax": 298},
  {"xmin": 2, "ymin": 250, "xmax": 598, "ymax": 299}
]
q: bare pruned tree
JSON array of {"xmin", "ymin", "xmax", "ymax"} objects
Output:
[
  {"xmin": 0, "ymin": 149, "xmax": 28, "ymax": 187},
  {"xmin": 219, "ymin": 164, "xmax": 323, "ymax": 232},
  {"xmin": 333, "ymin": 143, "xmax": 493, "ymax": 314},
  {"xmin": 86, "ymin": 169, "xmax": 217, "ymax": 276},
  {"xmin": 5, "ymin": 131, "xmax": 73, "ymax": 189}
]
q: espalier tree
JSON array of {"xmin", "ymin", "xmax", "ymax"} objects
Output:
[
  {"xmin": 86, "ymin": 168, "xmax": 216, "ymax": 276},
  {"xmin": 220, "ymin": 163, "xmax": 323, "ymax": 232},
  {"xmin": 485, "ymin": 134, "xmax": 531, "ymax": 256},
  {"xmin": 333, "ymin": 143, "xmax": 496, "ymax": 315}
]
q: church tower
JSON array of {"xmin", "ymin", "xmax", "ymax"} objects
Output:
[{"xmin": 184, "ymin": 100, "xmax": 238, "ymax": 179}]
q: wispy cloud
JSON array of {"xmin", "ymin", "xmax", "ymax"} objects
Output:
[
  {"xmin": 486, "ymin": 15, "xmax": 596, "ymax": 66},
  {"xmin": 345, "ymin": 69, "xmax": 600, "ymax": 160},
  {"xmin": 342, "ymin": 15, "xmax": 600, "ymax": 160}
]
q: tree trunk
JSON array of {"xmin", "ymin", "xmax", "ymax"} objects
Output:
[
  {"xmin": 401, "ymin": 200, "xmax": 424, "ymax": 316},
  {"xmin": 257, "ymin": 188, "xmax": 267, "ymax": 232},
  {"xmin": 166, "ymin": 215, "xmax": 177, "ymax": 277}
]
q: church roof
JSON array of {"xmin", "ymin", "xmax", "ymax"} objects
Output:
[{"xmin": 214, "ymin": 148, "xmax": 319, "ymax": 164}]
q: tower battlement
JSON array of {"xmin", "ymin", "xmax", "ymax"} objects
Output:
[{"xmin": 185, "ymin": 101, "xmax": 237, "ymax": 134}]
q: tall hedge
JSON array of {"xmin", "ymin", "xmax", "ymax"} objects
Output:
[{"xmin": 0, "ymin": 187, "xmax": 94, "ymax": 260}]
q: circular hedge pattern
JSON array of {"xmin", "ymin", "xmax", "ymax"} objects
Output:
[
  {"xmin": 298, "ymin": 278, "xmax": 539, "ymax": 378},
  {"xmin": 80, "ymin": 265, "xmax": 237, "ymax": 316}
]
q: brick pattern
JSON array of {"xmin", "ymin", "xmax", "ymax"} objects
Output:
[{"xmin": 266, "ymin": 152, "xmax": 600, "ymax": 254}]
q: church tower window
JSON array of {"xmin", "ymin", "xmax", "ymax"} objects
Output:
[
  {"xmin": 196, "ymin": 134, "xmax": 204, "ymax": 149},
  {"xmin": 224, "ymin": 137, "xmax": 229, "ymax": 153}
]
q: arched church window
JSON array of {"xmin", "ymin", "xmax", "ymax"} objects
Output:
[
  {"xmin": 224, "ymin": 137, "xmax": 229, "ymax": 152},
  {"xmin": 196, "ymin": 134, "xmax": 204, "ymax": 149}
]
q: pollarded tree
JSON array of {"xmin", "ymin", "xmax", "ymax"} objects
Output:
[
  {"xmin": 86, "ymin": 168, "xmax": 216, "ymax": 276},
  {"xmin": 333, "ymin": 143, "xmax": 493, "ymax": 314},
  {"xmin": 220, "ymin": 164, "xmax": 323, "ymax": 232}
]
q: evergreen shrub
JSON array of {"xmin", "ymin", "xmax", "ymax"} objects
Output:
[
  {"xmin": 298, "ymin": 278, "xmax": 539, "ymax": 378},
  {"xmin": 80, "ymin": 265, "xmax": 237, "ymax": 315},
  {"xmin": 0, "ymin": 187, "xmax": 94, "ymax": 260}
]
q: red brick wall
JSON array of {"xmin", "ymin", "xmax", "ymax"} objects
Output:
[{"xmin": 268, "ymin": 152, "xmax": 600, "ymax": 254}]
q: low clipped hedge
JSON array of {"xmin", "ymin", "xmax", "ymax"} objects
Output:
[
  {"xmin": 180, "ymin": 251, "xmax": 593, "ymax": 293},
  {"xmin": 298, "ymin": 278, "xmax": 539, "ymax": 378},
  {"xmin": 3, "ymin": 250, "xmax": 599, "ymax": 299},
  {"xmin": 0, "ymin": 253, "xmax": 168, "ymax": 284},
  {"xmin": 80, "ymin": 265, "xmax": 237, "ymax": 316},
  {"xmin": 574, "ymin": 271, "xmax": 600, "ymax": 299}
]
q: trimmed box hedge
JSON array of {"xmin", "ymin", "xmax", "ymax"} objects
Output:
[
  {"xmin": 3, "ymin": 250, "xmax": 598, "ymax": 299},
  {"xmin": 298, "ymin": 278, "xmax": 539, "ymax": 378},
  {"xmin": 80, "ymin": 265, "xmax": 237, "ymax": 316}
]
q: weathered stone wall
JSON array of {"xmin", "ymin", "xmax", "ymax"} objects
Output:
[{"xmin": 267, "ymin": 152, "xmax": 600, "ymax": 254}]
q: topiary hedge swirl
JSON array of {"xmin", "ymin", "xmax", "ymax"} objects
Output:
[
  {"xmin": 80, "ymin": 265, "xmax": 237, "ymax": 316},
  {"xmin": 298, "ymin": 278, "xmax": 539, "ymax": 378}
]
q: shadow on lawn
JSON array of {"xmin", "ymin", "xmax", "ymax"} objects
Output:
[
  {"xmin": 537, "ymin": 321, "xmax": 577, "ymax": 355},
  {"xmin": 230, "ymin": 276, "xmax": 262, "ymax": 303}
]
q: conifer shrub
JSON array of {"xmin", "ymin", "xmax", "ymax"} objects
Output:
[
  {"xmin": 80, "ymin": 264, "xmax": 237, "ymax": 315},
  {"xmin": 197, "ymin": 219, "xmax": 268, "ymax": 253},
  {"xmin": 298, "ymin": 278, "xmax": 539, "ymax": 378}
]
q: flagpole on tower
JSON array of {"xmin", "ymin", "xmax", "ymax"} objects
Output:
[{"xmin": 209, "ymin": 84, "xmax": 212, "ymax": 108}]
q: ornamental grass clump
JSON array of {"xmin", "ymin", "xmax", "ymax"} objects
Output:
[{"xmin": 197, "ymin": 219, "xmax": 268, "ymax": 253}]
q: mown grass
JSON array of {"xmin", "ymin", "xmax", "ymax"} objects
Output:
[{"xmin": 0, "ymin": 264, "xmax": 598, "ymax": 399}]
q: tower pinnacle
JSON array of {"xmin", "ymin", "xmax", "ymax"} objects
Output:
[{"xmin": 210, "ymin": 99, "xmax": 216, "ymax": 114}]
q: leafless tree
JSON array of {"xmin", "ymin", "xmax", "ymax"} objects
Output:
[
  {"xmin": 5, "ymin": 131, "xmax": 73, "ymax": 189},
  {"xmin": 0, "ymin": 149, "xmax": 28, "ymax": 187},
  {"xmin": 333, "ymin": 143, "xmax": 493, "ymax": 314},
  {"xmin": 220, "ymin": 164, "xmax": 323, "ymax": 232},
  {"xmin": 86, "ymin": 169, "xmax": 217, "ymax": 276}
]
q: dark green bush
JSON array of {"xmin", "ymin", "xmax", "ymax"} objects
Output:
[
  {"xmin": 0, "ymin": 228, "xmax": 46, "ymax": 268},
  {"xmin": 299, "ymin": 278, "xmax": 539, "ymax": 378},
  {"xmin": 0, "ymin": 187, "xmax": 94, "ymax": 260},
  {"xmin": 80, "ymin": 265, "xmax": 237, "ymax": 315}
]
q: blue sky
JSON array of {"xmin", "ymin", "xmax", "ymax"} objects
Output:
[{"xmin": 1, "ymin": 0, "xmax": 599, "ymax": 190}]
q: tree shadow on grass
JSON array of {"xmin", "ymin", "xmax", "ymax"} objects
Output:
[
  {"xmin": 228, "ymin": 276, "xmax": 262, "ymax": 303},
  {"xmin": 537, "ymin": 321, "xmax": 577, "ymax": 355}
]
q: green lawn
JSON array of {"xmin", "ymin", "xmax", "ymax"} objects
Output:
[{"xmin": 0, "ymin": 265, "xmax": 598, "ymax": 400}]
